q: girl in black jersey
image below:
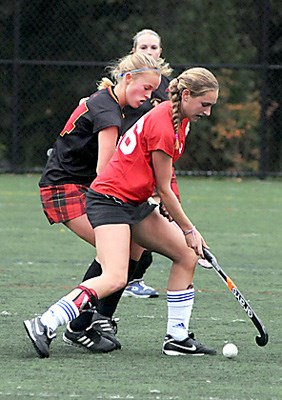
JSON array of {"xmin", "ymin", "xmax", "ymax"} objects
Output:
[{"xmin": 39, "ymin": 52, "xmax": 161, "ymax": 242}]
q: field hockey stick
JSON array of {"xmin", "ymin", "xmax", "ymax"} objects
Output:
[{"xmin": 203, "ymin": 247, "xmax": 269, "ymax": 347}]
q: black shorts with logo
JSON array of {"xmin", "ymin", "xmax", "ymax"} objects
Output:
[{"xmin": 86, "ymin": 189, "xmax": 157, "ymax": 229}]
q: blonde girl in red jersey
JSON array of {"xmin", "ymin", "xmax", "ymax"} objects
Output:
[{"xmin": 24, "ymin": 67, "xmax": 219, "ymax": 357}]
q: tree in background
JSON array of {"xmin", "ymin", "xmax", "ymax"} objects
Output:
[{"xmin": 1, "ymin": 0, "xmax": 280, "ymax": 174}]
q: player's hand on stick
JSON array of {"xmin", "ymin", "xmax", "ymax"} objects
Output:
[{"xmin": 183, "ymin": 226, "xmax": 208, "ymax": 258}]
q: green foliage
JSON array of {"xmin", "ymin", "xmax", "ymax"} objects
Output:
[
  {"xmin": 176, "ymin": 69, "xmax": 261, "ymax": 172},
  {"xmin": 1, "ymin": 1, "xmax": 281, "ymax": 172},
  {"xmin": 212, "ymin": 70, "xmax": 261, "ymax": 171}
]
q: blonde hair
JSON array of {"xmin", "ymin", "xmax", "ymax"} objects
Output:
[
  {"xmin": 132, "ymin": 29, "xmax": 162, "ymax": 49},
  {"xmin": 97, "ymin": 52, "xmax": 163, "ymax": 90},
  {"xmin": 131, "ymin": 28, "xmax": 172, "ymax": 77},
  {"xmin": 169, "ymin": 67, "xmax": 219, "ymax": 145}
]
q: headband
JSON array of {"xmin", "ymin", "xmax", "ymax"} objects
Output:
[{"xmin": 118, "ymin": 67, "xmax": 160, "ymax": 78}]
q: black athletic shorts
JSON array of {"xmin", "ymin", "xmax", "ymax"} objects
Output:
[{"xmin": 86, "ymin": 189, "xmax": 157, "ymax": 229}]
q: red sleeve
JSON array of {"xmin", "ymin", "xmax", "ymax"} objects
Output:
[{"xmin": 144, "ymin": 105, "xmax": 175, "ymax": 158}]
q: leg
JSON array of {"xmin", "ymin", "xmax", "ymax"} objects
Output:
[
  {"xmin": 64, "ymin": 255, "xmax": 139, "ymax": 351},
  {"xmin": 132, "ymin": 210, "xmax": 216, "ymax": 356},
  {"xmin": 131, "ymin": 249, "xmax": 153, "ymax": 280},
  {"xmin": 82, "ymin": 224, "xmax": 131, "ymax": 297},
  {"xmin": 123, "ymin": 243, "xmax": 159, "ymax": 299},
  {"xmin": 125, "ymin": 174, "xmax": 181, "ymax": 298},
  {"xmin": 64, "ymin": 224, "xmax": 131, "ymax": 349},
  {"xmin": 24, "ymin": 224, "xmax": 131, "ymax": 358},
  {"xmin": 132, "ymin": 209, "xmax": 196, "ymax": 334},
  {"xmin": 62, "ymin": 224, "xmax": 130, "ymax": 300},
  {"xmin": 67, "ymin": 258, "xmax": 137, "ymax": 334},
  {"xmin": 64, "ymin": 214, "xmax": 95, "ymax": 246},
  {"xmin": 132, "ymin": 209, "xmax": 197, "ymax": 290},
  {"xmin": 65, "ymin": 240, "xmax": 141, "ymax": 349}
]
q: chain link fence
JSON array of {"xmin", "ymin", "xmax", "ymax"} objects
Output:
[{"xmin": 1, "ymin": 0, "xmax": 281, "ymax": 176}]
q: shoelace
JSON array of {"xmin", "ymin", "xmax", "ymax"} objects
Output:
[{"xmin": 93, "ymin": 316, "xmax": 119, "ymax": 335}]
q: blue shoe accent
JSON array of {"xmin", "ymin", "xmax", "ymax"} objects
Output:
[{"xmin": 122, "ymin": 279, "xmax": 159, "ymax": 298}]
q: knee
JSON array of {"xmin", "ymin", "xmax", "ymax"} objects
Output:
[
  {"xmin": 185, "ymin": 249, "xmax": 198, "ymax": 267},
  {"xmin": 174, "ymin": 248, "xmax": 198, "ymax": 268},
  {"xmin": 107, "ymin": 273, "xmax": 128, "ymax": 292}
]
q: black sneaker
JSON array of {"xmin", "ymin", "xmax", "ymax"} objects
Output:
[
  {"xmin": 23, "ymin": 317, "xmax": 56, "ymax": 358},
  {"xmin": 91, "ymin": 311, "xmax": 121, "ymax": 349},
  {"xmin": 63, "ymin": 323, "xmax": 117, "ymax": 353},
  {"xmin": 162, "ymin": 333, "xmax": 217, "ymax": 356}
]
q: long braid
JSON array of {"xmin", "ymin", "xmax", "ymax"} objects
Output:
[{"xmin": 168, "ymin": 78, "xmax": 182, "ymax": 150}]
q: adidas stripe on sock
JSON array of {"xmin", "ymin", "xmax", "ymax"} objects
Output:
[
  {"xmin": 167, "ymin": 288, "xmax": 195, "ymax": 341},
  {"xmin": 41, "ymin": 297, "xmax": 79, "ymax": 332}
]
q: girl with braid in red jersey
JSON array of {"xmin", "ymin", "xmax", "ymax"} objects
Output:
[
  {"xmin": 56, "ymin": 28, "xmax": 182, "ymax": 354},
  {"xmin": 24, "ymin": 67, "xmax": 219, "ymax": 358},
  {"xmin": 23, "ymin": 52, "xmax": 162, "ymax": 356},
  {"xmin": 122, "ymin": 28, "xmax": 180, "ymax": 298}
]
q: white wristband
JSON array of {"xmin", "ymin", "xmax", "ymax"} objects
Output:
[{"xmin": 183, "ymin": 226, "xmax": 196, "ymax": 236}]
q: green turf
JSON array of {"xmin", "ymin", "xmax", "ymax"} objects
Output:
[{"xmin": 0, "ymin": 174, "xmax": 281, "ymax": 400}]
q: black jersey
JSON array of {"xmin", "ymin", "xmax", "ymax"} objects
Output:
[
  {"xmin": 39, "ymin": 87, "xmax": 123, "ymax": 187},
  {"xmin": 122, "ymin": 75, "xmax": 169, "ymax": 133}
]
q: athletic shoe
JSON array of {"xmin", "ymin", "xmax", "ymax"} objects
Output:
[
  {"xmin": 162, "ymin": 333, "xmax": 217, "ymax": 356},
  {"xmin": 63, "ymin": 323, "xmax": 117, "ymax": 353},
  {"xmin": 122, "ymin": 279, "xmax": 159, "ymax": 298},
  {"xmin": 91, "ymin": 311, "xmax": 121, "ymax": 349},
  {"xmin": 198, "ymin": 258, "xmax": 213, "ymax": 269},
  {"xmin": 23, "ymin": 316, "xmax": 56, "ymax": 358}
]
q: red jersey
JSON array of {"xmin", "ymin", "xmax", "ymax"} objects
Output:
[{"xmin": 91, "ymin": 101, "xmax": 190, "ymax": 204}]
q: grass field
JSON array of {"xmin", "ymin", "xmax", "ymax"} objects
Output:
[{"xmin": 0, "ymin": 174, "xmax": 281, "ymax": 400}]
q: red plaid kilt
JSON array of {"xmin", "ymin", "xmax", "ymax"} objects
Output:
[{"xmin": 40, "ymin": 184, "xmax": 89, "ymax": 224}]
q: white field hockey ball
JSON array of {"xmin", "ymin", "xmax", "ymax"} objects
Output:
[{"xmin": 222, "ymin": 343, "xmax": 238, "ymax": 358}]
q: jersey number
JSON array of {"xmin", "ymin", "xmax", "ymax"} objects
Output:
[
  {"xmin": 119, "ymin": 117, "xmax": 144, "ymax": 155},
  {"xmin": 60, "ymin": 102, "xmax": 88, "ymax": 137}
]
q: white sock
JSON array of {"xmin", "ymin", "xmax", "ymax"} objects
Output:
[
  {"xmin": 166, "ymin": 288, "xmax": 194, "ymax": 341},
  {"xmin": 40, "ymin": 297, "xmax": 79, "ymax": 332}
]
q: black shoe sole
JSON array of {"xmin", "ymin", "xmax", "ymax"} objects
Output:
[{"xmin": 162, "ymin": 347, "xmax": 217, "ymax": 356}]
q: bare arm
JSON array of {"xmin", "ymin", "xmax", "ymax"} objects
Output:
[
  {"xmin": 152, "ymin": 150, "xmax": 206, "ymax": 256},
  {"xmin": 96, "ymin": 126, "xmax": 119, "ymax": 175}
]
